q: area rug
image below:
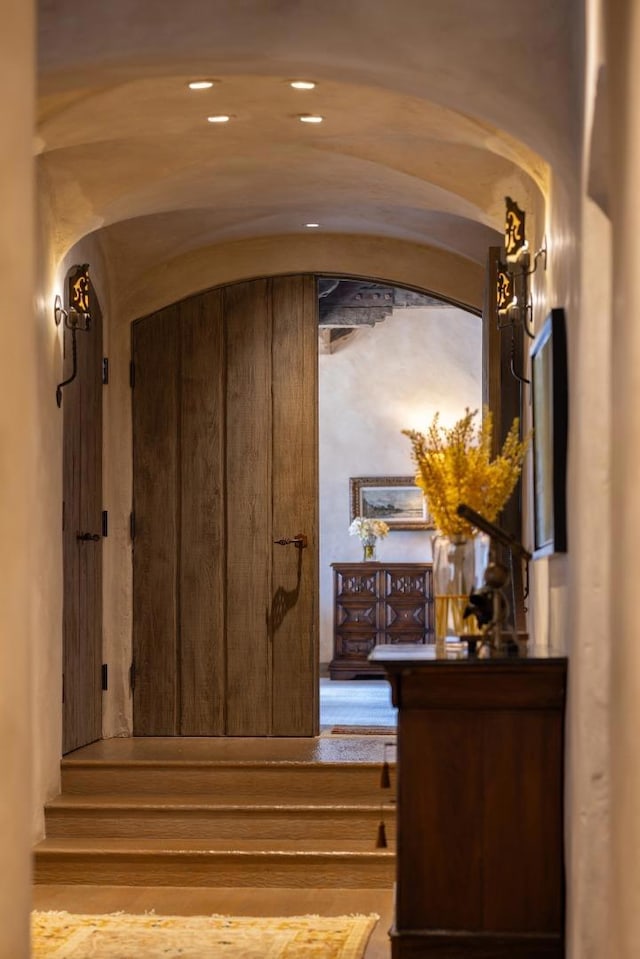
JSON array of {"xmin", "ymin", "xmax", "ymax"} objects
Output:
[
  {"xmin": 328, "ymin": 725, "xmax": 396, "ymax": 736},
  {"xmin": 32, "ymin": 910, "xmax": 379, "ymax": 959}
]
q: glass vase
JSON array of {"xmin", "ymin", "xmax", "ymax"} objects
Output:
[
  {"xmin": 362, "ymin": 536, "xmax": 377, "ymax": 561},
  {"xmin": 432, "ymin": 531, "xmax": 490, "ymax": 647}
]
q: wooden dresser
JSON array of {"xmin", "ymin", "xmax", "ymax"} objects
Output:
[
  {"xmin": 329, "ymin": 563, "xmax": 433, "ymax": 679},
  {"xmin": 372, "ymin": 646, "xmax": 567, "ymax": 958}
]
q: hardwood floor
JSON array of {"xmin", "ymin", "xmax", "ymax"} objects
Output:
[{"xmin": 59, "ymin": 735, "xmax": 395, "ymax": 762}]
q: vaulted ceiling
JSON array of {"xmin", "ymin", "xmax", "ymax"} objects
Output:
[{"xmin": 38, "ymin": 1, "xmax": 577, "ymax": 303}]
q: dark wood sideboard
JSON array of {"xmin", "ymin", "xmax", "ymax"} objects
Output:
[
  {"xmin": 371, "ymin": 647, "xmax": 567, "ymax": 959},
  {"xmin": 329, "ymin": 563, "xmax": 433, "ymax": 679}
]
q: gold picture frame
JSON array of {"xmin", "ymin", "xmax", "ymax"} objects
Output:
[{"xmin": 349, "ymin": 475, "xmax": 433, "ymax": 531}]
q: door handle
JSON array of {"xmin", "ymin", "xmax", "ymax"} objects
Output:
[
  {"xmin": 274, "ymin": 534, "xmax": 308, "ymax": 549},
  {"xmin": 76, "ymin": 532, "xmax": 101, "ymax": 542}
]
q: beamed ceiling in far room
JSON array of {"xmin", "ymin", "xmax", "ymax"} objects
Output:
[
  {"xmin": 36, "ymin": 1, "xmax": 574, "ymax": 307},
  {"xmin": 317, "ymin": 278, "xmax": 451, "ymax": 353}
]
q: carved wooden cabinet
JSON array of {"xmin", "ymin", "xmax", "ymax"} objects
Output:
[
  {"xmin": 372, "ymin": 648, "xmax": 567, "ymax": 959},
  {"xmin": 329, "ymin": 563, "xmax": 433, "ymax": 679}
]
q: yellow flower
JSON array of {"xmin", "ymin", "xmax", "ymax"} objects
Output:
[{"xmin": 403, "ymin": 408, "xmax": 530, "ymax": 537}]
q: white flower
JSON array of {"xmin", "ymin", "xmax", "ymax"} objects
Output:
[{"xmin": 348, "ymin": 516, "xmax": 390, "ymax": 541}]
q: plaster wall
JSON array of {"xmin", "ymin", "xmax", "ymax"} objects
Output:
[
  {"xmin": 606, "ymin": 1, "xmax": 640, "ymax": 955},
  {"xmin": 318, "ymin": 305, "xmax": 482, "ymax": 664},
  {"xmin": 111, "ymin": 234, "xmax": 484, "ymax": 325},
  {"xmin": 0, "ymin": 2, "xmax": 35, "ymax": 956},
  {"xmin": 563, "ymin": 2, "xmax": 611, "ymax": 955}
]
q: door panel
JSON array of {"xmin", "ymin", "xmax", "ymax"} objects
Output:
[
  {"xmin": 132, "ymin": 275, "xmax": 318, "ymax": 736},
  {"xmin": 62, "ymin": 287, "xmax": 103, "ymax": 754},
  {"xmin": 271, "ymin": 276, "xmax": 318, "ymax": 734},
  {"xmin": 483, "ymin": 247, "xmax": 525, "ymax": 629},
  {"xmin": 131, "ymin": 306, "xmax": 180, "ymax": 735},
  {"xmin": 179, "ymin": 290, "xmax": 226, "ymax": 735},
  {"xmin": 224, "ymin": 280, "xmax": 273, "ymax": 735}
]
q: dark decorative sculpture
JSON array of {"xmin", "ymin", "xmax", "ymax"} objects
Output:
[{"xmin": 457, "ymin": 503, "xmax": 531, "ymax": 655}]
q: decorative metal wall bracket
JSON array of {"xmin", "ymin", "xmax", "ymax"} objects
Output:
[
  {"xmin": 55, "ymin": 265, "xmax": 92, "ymax": 407},
  {"xmin": 496, "ymin": 198, "xmax": 549, "ymax": 384}
]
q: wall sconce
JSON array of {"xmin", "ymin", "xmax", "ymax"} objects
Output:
[
  {"xmin": 55, "ymin": 264, "xmax": 92, "ymax": 407},
  {"xmin": 503, "ymin": 195, "xmax": 548, "ymax": 276},
  {"xmin": 496, "ymin": 198, "xmax": 549, "ymax": 384},
  {"xmin": 496, "ymin": 267, "xmax": 517, "ymax": 316},
  {"xmin": 504, "ymin": 196, "xmax": 528, "ymax": 264},
  {"xmin": 496, "ymin": 265, "xmax": 529, "ymax": 385}
]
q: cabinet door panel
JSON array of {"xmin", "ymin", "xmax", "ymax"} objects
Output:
[
  {"xmin": 385, "ymin": 602, "xmax": 427, "ymax": 629},
  {"xmin": 335, "ymin": 633, "xmax": 378, "ymax": 659},
  {"xmin": 336, "ymin": 569, "xmax": 379, "ymax": 598}
]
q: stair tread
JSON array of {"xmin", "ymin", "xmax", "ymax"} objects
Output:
[
  {"xmin": 46, "ymin": 794, "xmax": 395, "ymax": 811},
  {"xmin": 44, "ymin": 741, "xmax": 396, "ymax": 888},
  {"xmin": 62, "ymin": 738, "xmax": 395, "ymax": 765},
  {"xmin": 35, "ymin": 837, "xmax": 393, "ymax": 855}
]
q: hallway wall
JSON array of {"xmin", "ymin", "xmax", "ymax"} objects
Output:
[
  {"xmin": 607, "ymin": 1, "xmax": 640, "ymax": 955},
  {"xmin": 1, "ymin": 3, "xmax": 35, "ymax": 957}
]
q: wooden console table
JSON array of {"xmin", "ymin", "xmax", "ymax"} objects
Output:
[
  {"xmin": 329, "ymin": 563, "xmax": 433, "ymax": 679},
  {"xmin": 371, "ymin": 645, "xmax": 567, "ymax": 958}
]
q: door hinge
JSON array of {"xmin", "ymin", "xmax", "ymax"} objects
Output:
[
  {"xmin": 129, "ymin": 511, "xmax": 136, "ymax": 541},
  {"xmin": 101, "ymin": 663, "xmax": 108, "ymax": 691},
  {"xmin": 102, "ymin": 357, "xmax": 109, "ymax": 385},
  {"xmin": 129, "ymin": 361, "xmax": 135, "ymax": 388},
  {"xmin": 102, "ymin": 510, "xmax": 108, "ymax": 538},
  {"xmin": 62, "ymin": 500, "xmax": 65, "ymax": 532},
  {"xmin": 129, "ymin": 661, "xmax": 136, "ymax": 693},
  {"xmin": 62, "ymin": 673, "xmax": 65, "ymax": 704}
]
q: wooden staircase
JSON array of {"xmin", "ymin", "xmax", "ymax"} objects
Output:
[{"xmin": 33, "ymin": 739, "xmax": 396, "ymax": 888}]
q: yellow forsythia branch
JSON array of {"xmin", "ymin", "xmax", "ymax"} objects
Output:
[{"xmin": 402, "ymin": 408, "xmax": 530, "ymax": 537}]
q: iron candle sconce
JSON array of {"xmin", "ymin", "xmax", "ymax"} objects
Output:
[{"xmin": 55, "ymin": 264, "xmax": 92, "ymax": 407}]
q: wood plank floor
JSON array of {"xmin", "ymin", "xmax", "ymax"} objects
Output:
[
  {"xmin": 32, "ymin": 884, "xmax": 393, "ymax": 958},
  {"xmin": 62, "ymin": 735, "xmax": 395, "ymax": 763}
]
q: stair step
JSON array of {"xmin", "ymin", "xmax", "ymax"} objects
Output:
[
  {"xmin": 61, "ymin": 760, "xmax": 395, "ymax": 801},
  {"xmin": 33, "ymin": 838, "xmax": 395, "ymax": 888},
  {"xmin": 45, "ymin": 795, "xmax": 396, "ymax": 841},
  {"xmin": 42, "ymin": 740, "xmax": 397, "ymax": 889}
]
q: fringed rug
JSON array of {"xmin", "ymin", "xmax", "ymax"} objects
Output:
[
  {"xmin": 328, "ymin": 725, "xmax": 396, "ymax": 736},
  {"xmin": 32, "ymin": 910, "xmax": 379, "ymax": 959}
]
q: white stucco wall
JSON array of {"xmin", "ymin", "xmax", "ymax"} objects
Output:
[
  {"xmin": 318, "ymin": 304, "xmax": 482, "ymax": 663},
  {"xmin": 1, "ymin": 3, "xmax": 34, "ymax": 957}
]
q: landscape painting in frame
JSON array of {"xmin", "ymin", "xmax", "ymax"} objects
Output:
[{"xmin": 350, "ymin": 476, "xmax": 432, "ymax": 531}]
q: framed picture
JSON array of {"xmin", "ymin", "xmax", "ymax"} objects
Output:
[
  {"xmin": 530, "ymin": 308, "xmax": 568, "ymax": 558},
  {"xmin": 349, "ymin": 475, "xmax": 433, "ymax": 530}
]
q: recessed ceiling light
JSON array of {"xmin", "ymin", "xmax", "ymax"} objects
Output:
[
  {"xmin": 188, "ymin": 80, "xmax": 215, "ymax": 90},
  {"xmin": 290, "ymin": 80, "xmax": 316, "ymax": 90},
  {"xmin": 298, "ymin": 114, "xmax": 324, "ymax": 124},
  {"xmin": 207, "ymin": 115, "xmax": 232, "ymax": 123},
  {"xmin": 305, "ymin": 223, "xmax": 320, "ymax": 228}
]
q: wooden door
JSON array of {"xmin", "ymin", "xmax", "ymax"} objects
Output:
[
  {"xmin": 62, "ymin": 288, "xmax": 103, "ymax": 754},
  {"xmin": 483, "ymin": 247, "xmax": 525, "ymax": 630},
  {"xmin": 132, "ymin": 276, "xmax": 318, "ymax": 736}
]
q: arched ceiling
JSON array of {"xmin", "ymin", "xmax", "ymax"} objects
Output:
[{"xmin": 38, "ymin": 1, "xmax": 575, "ymax": 302}]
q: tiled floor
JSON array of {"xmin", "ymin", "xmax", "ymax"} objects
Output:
[{"xmin": 319, "ymin": 679, "xmax": 397, "ymax": 728}]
